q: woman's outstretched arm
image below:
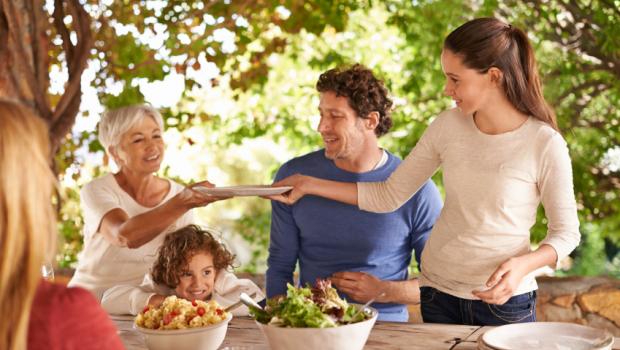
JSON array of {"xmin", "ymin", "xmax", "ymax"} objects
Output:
[{"xmin": 270, "ymin": 174, "xmax": 358, "ymax": 206}]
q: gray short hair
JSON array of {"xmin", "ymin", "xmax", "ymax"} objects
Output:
[{"xmin": 98, "ymin": 105, "xmax": 165, "ymax": 151}]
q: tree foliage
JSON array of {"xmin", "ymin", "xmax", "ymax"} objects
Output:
[
  {"xmin": 0, "ymin": 0, "xmax": 363, "ymax": 154},
  {"xmin": 1, "ymin": 0, "xmax": 618, "ymax": 275}
]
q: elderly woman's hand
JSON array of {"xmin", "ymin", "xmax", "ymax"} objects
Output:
[{"xmin": 178, "ymin": 181, "xmax": 231, "ymax": 209}]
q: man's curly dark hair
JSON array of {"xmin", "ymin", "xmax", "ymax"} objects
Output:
[
  {"xmin": 316, "ymin": 64, "xmax": 393, "ymax": 137},
  {"xmin": 151, "ymin": 225, "xmax": 235, "ymax": 289}
]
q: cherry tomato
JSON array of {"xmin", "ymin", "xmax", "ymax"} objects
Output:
[
  {"xmin": 197, "ymin": 307, "xmax": 205, "ymax": 316},
  {"xmin": 163, "ymin": 313, "xmax": 172, "ymax": 325}
]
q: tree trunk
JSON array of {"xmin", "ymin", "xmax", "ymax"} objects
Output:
[{"xmin": 0, "ymin": 0, "xmax": 92, "ymax": 163}]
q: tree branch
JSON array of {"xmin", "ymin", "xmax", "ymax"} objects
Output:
[
  {"xmin": 29, "ymin": 0, "xmax": 50, "ymax": 116},
  {"xmin": 599, "ymin": 0, "xmax": 620, "ymax": 17},
  {"xmin": 50, "ymin": 0, "xmax": 91, "ymax": 124},
  {"xmin": 556, "ymin": 79, "xmax": 607, "ymax": 102},
  {"xmin": 2, "ymin": 0, "xmax": 51, "ymax": 119},
  {"xmin": 522, "ymin": 0, "xmax": 620, "ymax": 81},
  {"xmin": 545, "ymin": 63, "xmax": 603, "ymax": 79},
  {"xmin": 50, "ymin": 0, "xmax": 92, "ymax": 153},
  {"xmin": 562, "ymin": 1, "xmax": 620, "ymax": 80},
  {"xmin": 52, "ymin": 0, "xmax": 73, "ymax": 63}
]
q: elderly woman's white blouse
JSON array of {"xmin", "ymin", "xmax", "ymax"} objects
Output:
[{"xmin": 68, "ymin": 173, "xmax": 194, "ymax": 301}]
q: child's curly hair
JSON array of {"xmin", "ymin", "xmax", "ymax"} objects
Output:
[{"xmin": 151, "ymin": 225, "xmax": 236, "ymax": 289}]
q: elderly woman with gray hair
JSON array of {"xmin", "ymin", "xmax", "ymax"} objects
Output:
[{"xmin": 69, "ymin": 105, "xmax": 226, "ymax": 304}]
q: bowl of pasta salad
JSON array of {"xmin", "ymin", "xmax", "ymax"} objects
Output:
[{"xmin": 134, "ymin": 295, "xmax": 232, "ymax": 350}]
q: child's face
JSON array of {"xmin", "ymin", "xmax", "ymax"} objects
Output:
[{"xmin": 175, "ymin": 251, "xmax": 217, "ymax": 301}]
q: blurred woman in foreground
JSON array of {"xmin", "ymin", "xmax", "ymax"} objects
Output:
[{"xmin": 0, "ymin": 100, "xmax": 123, "ymax": 349}]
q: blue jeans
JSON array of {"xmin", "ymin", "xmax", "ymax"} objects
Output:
[{"xmin": 420, "ymin": 286, "xmax": 536, "ymax": 326}]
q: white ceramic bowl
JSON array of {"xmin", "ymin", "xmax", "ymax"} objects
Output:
[
  {"xmin": 135, "ymin": 313, "xmax": 232, "ymax": 350},
  {"xmin": 255, "ymin": 306, "xmax": 378, "ymax": 350}
]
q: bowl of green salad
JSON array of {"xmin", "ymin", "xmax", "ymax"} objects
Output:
[{"xmin": 249, "ymin": 279, "xmax": 378, "ymax": 350}]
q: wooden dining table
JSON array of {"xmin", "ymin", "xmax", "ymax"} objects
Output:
[{"xmin": 114, "ymin": 316, "xmax": 620, "ymax": 350}]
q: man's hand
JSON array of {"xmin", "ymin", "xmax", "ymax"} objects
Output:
[
  {"xmin": 330, "ymin": 271, "xmax": 387, "ymax": 303},
  {"xmin": 472, "ymin": 256, "xmax": 530, "ymax": 305}
]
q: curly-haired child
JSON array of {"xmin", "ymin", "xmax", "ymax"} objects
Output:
[{"xmin": 101, "ymin": 224, "xmax": 264, "ymax": 316}]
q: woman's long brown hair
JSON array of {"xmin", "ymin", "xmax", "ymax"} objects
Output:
[
  {"xmin": 444, "ymin": 17, "xmax": 558, "ymax": 131},
  {"xmin": 0, "ymin": 100, "xmax": 57, "ymax": 350}
]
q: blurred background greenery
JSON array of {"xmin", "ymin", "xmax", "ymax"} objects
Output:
[{"xmin": 24, "ymin": 0, "xmax": 619, "ymax": 277}]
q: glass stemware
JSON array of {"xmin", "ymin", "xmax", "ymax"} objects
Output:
[{"xmin": 41, "ymin": 261, "xmax": 55, "ymax": 281}]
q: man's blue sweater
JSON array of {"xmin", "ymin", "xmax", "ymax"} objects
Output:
[{"xmin": 267, "ymin": 150, "xmax": 443, "ymax": 322}]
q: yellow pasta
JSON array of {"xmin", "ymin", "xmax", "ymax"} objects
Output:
[{"xmin": 135, "ymin": 296, "xmax": 228, "ymax": 330}]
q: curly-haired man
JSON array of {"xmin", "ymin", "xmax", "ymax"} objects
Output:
[{"xmin": 266, "ymin": 64, "xmax": 443, "ymax": 322}]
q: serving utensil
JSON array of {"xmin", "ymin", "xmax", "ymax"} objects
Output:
[
  {"xmin": 239, "ymin": 292, "xmax": 263, "ymax": 311},
  {"xmin": 239, "ymin": 292, "xmax": 271, "ymax": 323},
  {"xmin": 224, "ymin": 292, "xmax": 257, "ymax": 312},
  {"xmin": 351, "ymin": 292, "xmax": 385, "ymax": 320}
]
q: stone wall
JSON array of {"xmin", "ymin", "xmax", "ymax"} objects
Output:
[
  {"xmin": 407, "ymin": 276, "xmax": 620, "ymax": 330},
  {"xmin": 536, "ymin": 276, "xmax": 620, "ymax": 336}
]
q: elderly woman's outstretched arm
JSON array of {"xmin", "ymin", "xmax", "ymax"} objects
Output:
[{"xmin": 93, "ymin": 182, "xmax": 226, "ymax": 249}]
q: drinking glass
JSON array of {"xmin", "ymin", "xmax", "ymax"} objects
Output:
[{"xmin": 41, "ymin": 261, "xmax": 55, "ymax": 281}]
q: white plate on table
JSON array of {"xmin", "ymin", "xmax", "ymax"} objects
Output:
[
  {"xmin": 193, "ymin": 185, "xmax": 292, "ymax": 197},
  {"xmin": 479, "ymin": 322, "xmax": 614, "ymax": 350}
]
